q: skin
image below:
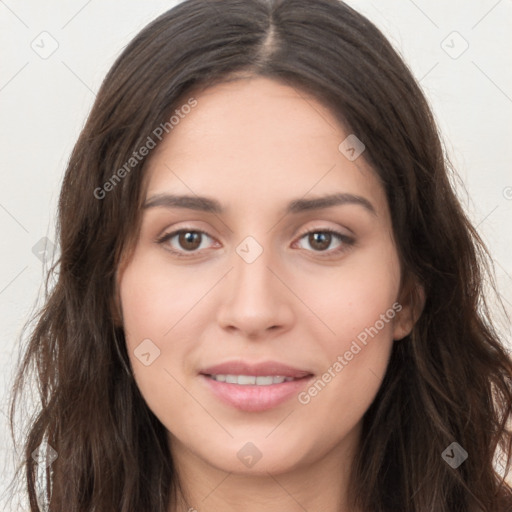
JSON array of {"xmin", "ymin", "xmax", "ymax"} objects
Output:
[{"xmin": 117, "ymin": 76, "xmax": 423, "ymax": 512}]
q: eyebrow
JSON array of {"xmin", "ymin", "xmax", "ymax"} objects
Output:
[{"xmin": 143, "ymin": 192, "xmax": 377, "ymax": 216}]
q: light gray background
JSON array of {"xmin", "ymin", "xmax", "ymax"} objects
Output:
[{"xmin": 1, "ymin": 1, "xmax": 511, "ymax": 509}]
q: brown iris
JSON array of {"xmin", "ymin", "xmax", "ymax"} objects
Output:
[
  {"xmin": 179, "ymin": 231, "xmax": 202, "ymax": 251},
  {"xmin": 308, "ymin": 232, "xmax": 332, "ymax": 251}
]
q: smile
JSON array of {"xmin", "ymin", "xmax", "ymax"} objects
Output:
[
  {"xmin": 207, "ymin": 374, "xmax": 296, "ymax": 385},
  {"xmin": 199, "ymin": 373, "xmax": 314, "ymax": 412}
]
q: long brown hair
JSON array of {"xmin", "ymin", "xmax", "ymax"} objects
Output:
[{"xmin": 7, "ymin": 0, "xmax": 512, "ymax": 510}]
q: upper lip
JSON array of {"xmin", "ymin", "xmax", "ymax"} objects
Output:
[{"xmin": 200, "ymin": 360, "xmax": 313, "ymax": 379}]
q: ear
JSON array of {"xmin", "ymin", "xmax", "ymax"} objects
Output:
[{"xmin": 392, "ymin": 276, "xmax": 425, "ymax": 341}]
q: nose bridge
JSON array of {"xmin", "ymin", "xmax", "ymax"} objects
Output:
[
  {"xmin": 231, "ymin": 235, "xmax": 279, "ymax": 305},
  {"xmin": 239, "ymin": 249, "xmax": 269, "ymax": 288},
  {"xmin": 216, "ymin": 234, "xmax": 294, "ymax": 334}
]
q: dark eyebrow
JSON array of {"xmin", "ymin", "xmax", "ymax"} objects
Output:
[
  {"xmin": 287, "ymin": 193, "xmax": 376, "ymax": 216},
  {"xmin": 143, "ymin": 192, "xmax": 376, "ymax": 216},
  {"xmin": 143, "ymin": 194, "xmax": 222, "ymax": 213}
]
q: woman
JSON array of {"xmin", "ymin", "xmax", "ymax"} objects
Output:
[{"xmin": 8, "ymin": 0, "xmax": 512, "ymax": 511}]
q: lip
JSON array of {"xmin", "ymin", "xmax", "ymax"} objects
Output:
[
  {"xmin": 199, "ymin": 360, "xmax": 313, "ymax": 379},
  {"xmin": 199, "ymin": 360, "xmax": 314, "ymax": 412},
  {"xmin": 199, "ymin": 374, "xmax": 314, "ymax": 412}
]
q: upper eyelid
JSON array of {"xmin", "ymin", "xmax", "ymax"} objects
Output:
[
  {"xmin": 159, "ymin": 224, "xmax": 350, "ymax": 239},
  {"xmin": 159, "ymin": 226, "xmax": 352, "ymax": 250},
  {"xmin": 158, "ymin": 217, "xmax": 353, "ymax": 237}
]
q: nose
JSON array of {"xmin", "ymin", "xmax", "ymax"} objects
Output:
[{"xmin": 216, "ymin": 244, "xmax": 295, "ymax": 339}]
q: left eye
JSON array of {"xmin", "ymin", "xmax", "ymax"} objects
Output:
[{"xmin": 295, "ymin": 229, "xmax": 353, "ymax": 253}]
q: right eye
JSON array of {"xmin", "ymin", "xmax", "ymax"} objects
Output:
[{"xmin": 156, "ymin": 228, "xmax": 218, "ymax": 257}]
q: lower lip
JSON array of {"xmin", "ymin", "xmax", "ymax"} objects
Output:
[{"xmin": 199, "ymin": 374, "xmax": 314, "ymax": 412}]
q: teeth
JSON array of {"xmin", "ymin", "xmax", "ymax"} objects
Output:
[{"xmin": 209, "ymin": 374, "xmax": 296, "ymax": 385}]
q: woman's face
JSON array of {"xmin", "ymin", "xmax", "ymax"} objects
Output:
[{"xmin": 118, "ymin": 76, "xmax": 417, "ymax": 476}]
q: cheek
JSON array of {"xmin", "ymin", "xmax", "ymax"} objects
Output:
[
  {"xmin": 119, "ymin": 251, "xmax": 213, "ymax": 347},
  {"xmin": 294, "ymin": 243, "xmax": 399, "ymax": 415},
  {"xmin": 118, "ymin": 255, "xmax": 202, "ymax": 404},
  {"xmin": 298, "ymin": 239, "xmax": 401, "ymax": 347},
  {"xmin": 296, "ymin": 297, "xmax": 396, "ymax": 443},
  {"xmin": 119, "ymin": 250, "xmax": 235, "ymax": 420}
]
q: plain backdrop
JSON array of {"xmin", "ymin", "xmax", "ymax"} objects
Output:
[{"xmin": 1, "ymin": 0, "xmax": 511, "ymax": 509}]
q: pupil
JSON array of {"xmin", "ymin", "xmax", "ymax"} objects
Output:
[
  {"xmin": 180, "ymin": 232, "xmax": 200, "ymax": 250},
  {"xmin": 310, "ymin": 232, "xmax": 331, "ymax": 251}
]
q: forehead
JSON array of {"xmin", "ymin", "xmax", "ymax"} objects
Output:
[{"xmin": 144, "ymin": 76, "xmax": 388, "ymax": 220}]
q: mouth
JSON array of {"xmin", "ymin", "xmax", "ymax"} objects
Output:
[
  {"xmin": 204, "ymin": 374, "xmax": 307, "ymax": 385},
  {"xmin": 198, "ymin": 360, "xmax": 314, "ymax": 412}
]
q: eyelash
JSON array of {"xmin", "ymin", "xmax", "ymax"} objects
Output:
[{"xmin": 156, "ymin": 227, "xmax": 355, "ymax": 259}]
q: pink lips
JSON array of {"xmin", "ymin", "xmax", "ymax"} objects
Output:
[
  {"xmin": 200, "ymin": 360, "xmax": 312, "ymax": 378},
  {"xmin": 199, "ymin": 360, "xmax": 314, "ymax": 412}
]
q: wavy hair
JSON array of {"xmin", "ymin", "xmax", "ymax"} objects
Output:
[{"xmin": 7, "ymin": 0, "xmax": 512, "ymax": 510}]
